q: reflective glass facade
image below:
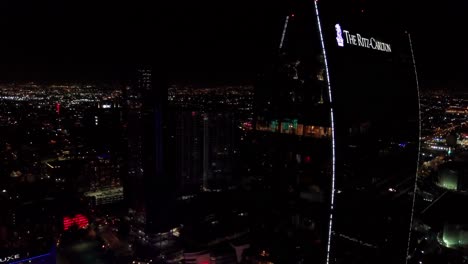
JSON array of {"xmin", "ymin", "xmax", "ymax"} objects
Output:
[{"xmin": 252, "ymin": 1, "xmax": 420, "ymax": 263}]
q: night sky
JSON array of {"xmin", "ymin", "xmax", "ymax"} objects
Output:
[{"xmin": 0, "ymin": 0, "xmax": 464, "ymax": 90}]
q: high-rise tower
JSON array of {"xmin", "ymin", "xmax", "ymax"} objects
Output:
[
  {"xmin": 250, "ymin": 1, "xmax": 420, "ymax": 263},
  {"xmin": 125, "ymin": 67, "xmax": 175, "ymax": 233}
]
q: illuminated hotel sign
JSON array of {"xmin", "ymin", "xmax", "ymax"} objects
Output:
[
  {"xmin": 335, "ymin": 24, "xmax": 391, "ymax": 52},
  {"xmin": 0, "ymin": 254, "xmax": 20, "ymax": 263}
]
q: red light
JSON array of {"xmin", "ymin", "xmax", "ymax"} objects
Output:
[
  {"xmin": 56, "ymin": 103, "xmax": 61, "ymax": 114},
  {"xmin": 63, "ymin": 214, "xmax": 89, "ymax": 231},
  {"xmin": 291, "ymin": 13, "xmax": 295, "ymax": 17},
  {"xmin": 63, "ymin": 217, "xmax": 73, "ymax": 230},
  {"xmin": 304, "ymin": 156, "xmax": 311, "ymax": 163}
]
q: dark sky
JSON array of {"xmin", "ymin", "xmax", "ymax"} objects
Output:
[
  {"xmin": 0, "ymin": 0, "xmax": 464, "ymax": 90},
  {"xmin": 404, "ymin": 1, "xmax": 466, "ymax": 91}
]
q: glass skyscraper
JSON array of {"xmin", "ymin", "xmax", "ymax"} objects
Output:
[{"xmin": 251, "ymin": 1, "xmax": 420, "ymax": 263}]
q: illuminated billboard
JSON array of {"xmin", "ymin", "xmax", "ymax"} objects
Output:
[{"xmin": 63, "ymin": 214, "xmax": 89, "ymax": 231}]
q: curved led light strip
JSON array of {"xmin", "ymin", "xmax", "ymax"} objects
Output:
[
  {"xmin": 314, "ymin": 2, "xmax": 336, "ymax": 264},
  {"xmin": 405, "ymin": 32, "xmax": 422, "ymax": 264},
  {"xmin": 279, "ymin": 16, "xmax": 290, "ymax": 50}
]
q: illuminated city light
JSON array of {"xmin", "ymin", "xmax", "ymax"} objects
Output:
[{"xmin": 314, "ymin": 2, "xmax": 337, "ymax": 264}]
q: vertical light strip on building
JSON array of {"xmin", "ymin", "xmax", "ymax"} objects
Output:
[
  {"xmin": 405, "ymin": 32, "xmax": 422, "ymax": 264},
  {"xmin": 279, "ymin": 16, "xmax": 290, "ymax": 50},
  {"xmin": 202, "ymin": 114, "xmax": 209, "ymax": 190},
  {"xmin": 314, "ymin": 1, "xmax": 336, "ymax": 264}
]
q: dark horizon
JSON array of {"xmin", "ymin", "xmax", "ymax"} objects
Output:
[{"xmin": 0, "ymin": 0, "xmax": 464, "ymax": 90}]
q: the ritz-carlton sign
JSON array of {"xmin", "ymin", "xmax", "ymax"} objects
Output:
[{"xmin": 335, "ymin": 24, "xmax": 391, "ymax": 52}]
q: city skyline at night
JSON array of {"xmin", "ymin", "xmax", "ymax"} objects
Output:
[{"xmin": 0, "ymin": 1, "xmax": 466, "ymax": 264}]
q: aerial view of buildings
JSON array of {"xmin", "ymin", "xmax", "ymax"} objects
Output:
[{"xmin": 0, "ymin": 0, "xmax": 465, "ymax": 264}]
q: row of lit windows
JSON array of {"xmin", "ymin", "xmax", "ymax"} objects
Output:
[{"xmin": 256, "ymin": 120, "xmax": 331, "ymax": 138}]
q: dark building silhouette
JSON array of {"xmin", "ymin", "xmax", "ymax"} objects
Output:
[
  {"xmin": 124, "ymin": 69, "xmax": 147, "ymax": 211},
  {"xmin": 136, "ymin": 67, "xmax": 176, "ymax": 233},
  {"xmin": 124, "ymin": 66, "xmax": 176, "ymax": 233},
  {"xmin": 175, "ymin": 111, "xmax": 204, "ymax": 194}
]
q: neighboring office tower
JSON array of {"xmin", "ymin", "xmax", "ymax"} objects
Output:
[{"xmin": 126, "ymin": 67, "xmax": 175, "ymax": 233}]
